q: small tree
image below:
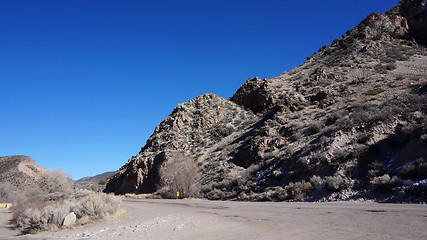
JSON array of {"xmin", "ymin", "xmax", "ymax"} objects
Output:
[
  {"xmin": 37, "ymin": 169, "xmax": 74, "ymax": 196},
  {"xmin": 0, "ymin": 182, "xmax": 21, "ymax": 202},
  {"xmin": 158, "ymin": 153, "xmax": 200, "ymax": 198}
]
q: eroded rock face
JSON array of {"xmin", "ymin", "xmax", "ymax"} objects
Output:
[
  {"xmin": 106, "ymin": 0, "xmax": 427, "ymax": 202},
  {"xmin": 359, "ymin": 13, "xmax": 409, "ymax": 40}
]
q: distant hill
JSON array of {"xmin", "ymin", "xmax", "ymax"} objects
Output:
[
  {"xmin": 106, "ymin": 0, "xmax": 427, "ymax": 202},
  {"xmin": 76, "ymin": 171, "xmax": 117, "ymax": 191},
  {"xmin": 0, "ymin": 155, "xmax": 46, "ymax": 188}
]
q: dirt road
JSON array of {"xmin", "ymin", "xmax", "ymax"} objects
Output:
[
  {"xmin": 6, "ymin": 199, "xmax": 427, "ymax": 240},
  {"xmin": 0, "ymin": 208, "xmax": 19, "ymax": 239}
]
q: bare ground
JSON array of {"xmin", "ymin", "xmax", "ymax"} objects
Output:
[
  {"xmin": 0, "ymin": 208, "xmax": 18, "ymax": 239},
  {"xmin": 5, "ymin": 199, "xmax": 427, "ymax": 240}
]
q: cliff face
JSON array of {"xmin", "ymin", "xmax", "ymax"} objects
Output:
[
  {"xmin": 106, "ymin": 0, "xmax": 427, "ymax": 202},
  {"xmin": 400, "ymin": 0, "xmax": 427, "ymax": 44}
]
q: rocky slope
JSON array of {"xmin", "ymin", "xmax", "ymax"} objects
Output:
[
  {"xmin": 0, "ymin": 155, "xmax": 46, "ymax": 188},
  {"xmin": 76, "ymin": 171, "xmax": 117, "ymax": 191},
  {"xmin": 106, "ymin": 0, "xmax": 427, "ymax": 202}
]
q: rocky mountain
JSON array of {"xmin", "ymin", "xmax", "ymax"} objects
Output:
[
  {"xmin": 105, "ymin": 0, "xmax": 427, "ymax": 202},
  {"xmin": 0, "ymin": 155, "xmax": 46, "ymax": 188}
]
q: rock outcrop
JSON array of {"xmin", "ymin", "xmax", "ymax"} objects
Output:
[
  {"xmin": 106, "ymin": 0, "xmax": 427, "ymax": 202},
  {"xmin": 0, "ymin": 155, "xmax": 46, "ymax": 188},
  {"xmin": 105, "ymin": 93, "xmax": 260, "ymax": 194}
]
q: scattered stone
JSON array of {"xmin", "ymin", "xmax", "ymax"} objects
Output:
[{"xmin": 62, "ymin": 212, "xmax": 76, "ymax": 227}]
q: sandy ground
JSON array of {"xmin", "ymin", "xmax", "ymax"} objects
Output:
[
  {"xmin": 0, "ymin": 208, "xmax": 18, "ymax": 239},
  {"xmin": 3, "ymin": 199, "xmax": 427, "ymax": 240}
]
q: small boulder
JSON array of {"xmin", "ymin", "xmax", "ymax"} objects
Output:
[{"xmin": 63, "ymin": 212, "xmax": 76, "ymax": 226}]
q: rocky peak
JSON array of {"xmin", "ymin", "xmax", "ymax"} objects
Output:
[
  {"xmin": 357, "ymin": 12, "xmax": 409, "ymax": 40},
  {"xmin": 155, "ymin": 93, "xmax": 236, "ymax": 133},
  {"xmin": 344, "ymin": 0, "xmax": 427, "ymax": 43}
]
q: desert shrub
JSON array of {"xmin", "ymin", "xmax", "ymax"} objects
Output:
[
  {"xmin": 37, "ymin": 169, "xmax": 74, "ymax": 196},
  {"xmin": 10, "ymin": 169, "xmax": 75, "ymax": 224},
  {"xmin": 17, "ymin": 202, "xmax": 70, "ymax": 233},
  {"xmin": 365, "ymin": 87, "xmax": 385, "ymax": 95},
  {"xmin": 355, "ymin": 132, "xmax": 373, "ymax": 144},
  {"xmin": 338, "ymin": 36, "xmax": 354, "ymax": 49},
  {"xmin": 405, "ymin": 184, "xmax": 427, "ymax": 202},
  {"xmin": 286, "ymin": 180, "xmax": 314, "ymax": 200},
  {"xmin": 237, "ymin": 192, "xmax": 249, "ymax": 201},
  {"xmin": 318, "ymin": 45, "xmax": 327, "ymax": 52},
  {"xmin": 70, "ymin": 193, "xmax": 121, "ymax": 223},
  {"xmin": 10, "ymin": 168, "xmax": 118, "ymax": 234},
  {"xmin": 98, "ymin": 179, "xmax": 108, "ymax": 185},
  {"xmin": 211, "ymin": 179, "xmax": 233, "ymax": 190},
  {"xmin": 368, "ymin": 161, "xmax": 386, "ymax": 178},
  {"xmin": 330, "ymin": 150, "xmax": 350, "ymax": 164},
  {"xmin": 357, "ymin": 23, "xmax": 366, "ymax": 32},
  {"xmin": 217, "ymin": 124, "xmax": 234, "ymax": 137},
  {"xmin": 157, "ymin": 154, "xmax": 200, "ymax": 198},
  {"xmin": 0, "ymin": 182, "xmax": 22, "ymax": 202},
  {"xmin": 205, "ymin": 189, "xmax": 225, "ymax": 200},
  {"xmin": 16, "ymin": 193, "xmax": 121, "ymax": 234},
  {"xmin": 350, "ymin": 144, "xmax": 370, "ymax": 160},
  {"xmin": 374, "ymin": 63, "xmax": 396, "ymax": 74},
  {"xmin": 390, "ymin": 176, "xmax": 404, "ymax": 188},
  {"xmin": 386, "ymin": 47, "xmax": 409, "ymax": 61},
  {"xmin": 303, "ymin": 122, "xmax": 321, "ymax": 136},
  {"xmin": 325, "ymin": 175, "xmax": 347, "ymax": 192},
  {"xmin": 264, "ymin": 186, "xmax": 288, "ymax": 201},
  {"xmin": 280, "ymin": 124, "xmax": 299, "ymax": 138},
  {"xmin": 370, "ymin": 174, "xmax": 391, "ymax": 194},
  {"xmin": 310, "ymin": 175, "xmax": 324, "ymax": 189},
  {"xmin": 11, "ymin": 198, "xmax": 49, "ymax": 226},
  {"xmin": 398, "ymin": 158, "xmax": 427, "ymax": 180},
  {"xmin": 325, "ymin": 110, "xmax": 345, "ymax": 126},
  {"xmin": 336, "ymin": 117, "xmax": 354, "ymax": 131}
]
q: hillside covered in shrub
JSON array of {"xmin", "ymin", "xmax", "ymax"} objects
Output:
[
  {"xmin": 105, "ymin": 0, "xmax": 427, "ymax": 203},
  {"xmin": 0, "ymin": 155, "xmax": 122, "ymax": 234}
]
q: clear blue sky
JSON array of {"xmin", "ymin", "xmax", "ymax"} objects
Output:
[{"xmin": 0, "ymin": 0, "xmax": 399, "ymax": 180}]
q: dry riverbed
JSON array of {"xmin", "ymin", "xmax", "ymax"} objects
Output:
[{"xmin": 4, "ymin": 199, "xmax": 427, "ymax": 240}]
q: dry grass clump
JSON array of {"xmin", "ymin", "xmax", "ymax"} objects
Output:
[
  {"xmin": 16, "ymin": 192, "xmax": 122, "ymax": 234},
  {"xmin": 123, "ymin": 193, "xmax": 162, "ymax": 199},
  {"xmin": 365, "ymin": 87, "xmax": 385, "ymax": 95}
]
